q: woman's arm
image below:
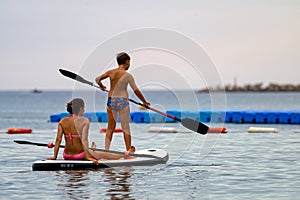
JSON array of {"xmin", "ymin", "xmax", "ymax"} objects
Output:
[
  {"xmin": 81, "ymin": 118, "xmax": 90, "ymax": 149},
  {"xmin": 47, "ymin": 123, "xmax": 63, "ymax": 160},
  {"xmin": 81, "ymin": 119, "xmax": 99, "ymax": 164}
]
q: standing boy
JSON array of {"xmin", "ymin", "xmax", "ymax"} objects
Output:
[{"xmin": 95, "ymin": 52, "xmax": 150, "ymax": 152}]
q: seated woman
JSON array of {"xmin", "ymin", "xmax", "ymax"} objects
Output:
[{"xmin": 47, "ymin": 98, "xmax": 124, "ymax": 164}]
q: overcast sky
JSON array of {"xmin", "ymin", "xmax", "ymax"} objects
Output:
[{"xmin": 0, "ymin": 0, "xmax": 299, "ymax": 90}]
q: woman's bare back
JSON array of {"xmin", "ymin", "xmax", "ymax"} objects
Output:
[{"xmin": 59, "ymin": 116, "xmax": 87, "ymax": 154}]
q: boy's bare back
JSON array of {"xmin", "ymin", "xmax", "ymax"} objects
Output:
[{"xmin": 106, "ymin": 68, "xmax": 138, "ymax": 98}]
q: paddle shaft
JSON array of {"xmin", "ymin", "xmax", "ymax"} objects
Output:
[
  {"xmin": 128, "ymin": 99, "xmax": 180, "ymax": 121},
  {"xmin": 84, "ymin": 86, "xmax": 180, "ymax": 121},
  {"xmin": 13, "ymin": 140, "xmax": 162, "ymax": 159},
  {"xmin": 59, "ymin": 68, "xmax": 209, "ymax": 134},
  {"xmin": 59, "ymin": 69, "xmax": 181, "ymax": 120}
]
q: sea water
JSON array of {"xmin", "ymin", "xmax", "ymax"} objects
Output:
[{"xmin": 0, "ymin": 90, "xmax": 299, "ymax": 200}]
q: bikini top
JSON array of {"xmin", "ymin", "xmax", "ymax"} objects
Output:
[
  {"xmin": 64, "ymin": 133, "xmax": 80, "ymax": 144},
  {"xmin": 64, "ymin": 115, "xmax": 82, "ymax": 143}
]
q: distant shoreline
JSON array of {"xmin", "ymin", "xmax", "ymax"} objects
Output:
[
  {"xmin": 0, "ymin": 85, "xmax": 300, "ymax": 93},
  {"xmin": 199, "ymin": 83, "xmax": 300, "ymax": 93}
]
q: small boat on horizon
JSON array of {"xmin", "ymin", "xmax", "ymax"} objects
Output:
[{"xmin": 32, "ymin": 88, "xmax": 42, "ymax": 93}]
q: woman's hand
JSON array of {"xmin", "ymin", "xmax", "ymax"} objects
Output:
[
  {"xmin": 46, "ymin": 156, "xmax": 56, "ymax": 160},
  {"xmin": 87, "ymin": 157, "xmax": 99, "ymax": 165}
]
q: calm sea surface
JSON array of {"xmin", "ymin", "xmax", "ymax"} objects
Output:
[{"xmin": 0, "ymin": 90, "xmax": 299, "ymax": 200}]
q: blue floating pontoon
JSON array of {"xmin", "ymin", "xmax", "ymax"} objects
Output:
[{"xmin": 50, "ymin": 110, "xmax": 300, "ymax": 124}]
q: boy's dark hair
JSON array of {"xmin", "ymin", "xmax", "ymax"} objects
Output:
[{"xmin": 116, "ymin": 52, "xmax": 130, "ymax": 65}]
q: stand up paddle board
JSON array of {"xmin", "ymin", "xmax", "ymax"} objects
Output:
[{"xmin": 32, "ymin": 149, "xmax": 168, "ymax": 171}]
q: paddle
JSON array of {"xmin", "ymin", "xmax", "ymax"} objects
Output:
[
  {"xmin": 59, "ymin": 68, "xmax": 209, "ymax": 134},
  {"xmin": 14, "ymin": 140, "xmax": 64, "ymax": 148},
  {"xmin": 13, "ymin": 140, "xmax": 162, "ymax": 159}
]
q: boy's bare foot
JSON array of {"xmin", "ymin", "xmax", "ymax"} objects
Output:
[
  {"xmin": 91, "ymin": 141, "xmax": 97, "ymax": 148},
  {"xmin": 124, "ymin": 149, "xmax": 135, "ymax": 159},
  {"xmin": 129, "ymin": 145, "xmax": 136, "ymax": 153},
  {"xmin": 123, "ymin": 146, "xmax": 136, "ymax": 159}
]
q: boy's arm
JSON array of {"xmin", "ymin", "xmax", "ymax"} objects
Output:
[
  {"xmin": 95, "ymin": 71, "xmax": 110, "ymax": 91},
  {"xmin": 129, "ymin": 75, "xmax": 150, "ymax": 106},
  {"xmin": 134, "ymin": 89, "xmax": 150, "ymax": 106}
]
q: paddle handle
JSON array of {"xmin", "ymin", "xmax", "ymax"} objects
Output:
[{"xmin": 128, "ymin": 99, "xmax": 180, "ymax": 122}]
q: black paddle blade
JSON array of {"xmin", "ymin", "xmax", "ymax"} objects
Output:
[
  {"xmin": 59, "ymin": 69, "xmax": 94, "ymax": 86},
  {"xmin": 14, "ymin": 140, "xmax": 47, "ymax": 147},
  {"xmin": 14, "ymin": 140, "xmax": 29, "ymax": 144},
  {"xmin": 181, "ymin": 118, "xmax": 209, "ymax": 134}
]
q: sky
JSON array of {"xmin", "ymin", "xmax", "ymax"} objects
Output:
[{"xmin": 0, "ymin": 0, "xmax": 299, "ymax": 90}]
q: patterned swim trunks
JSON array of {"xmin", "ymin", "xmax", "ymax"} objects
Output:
[{"xmin": 107, "ymin": 97, "xmax": 129, "ymax": 111}]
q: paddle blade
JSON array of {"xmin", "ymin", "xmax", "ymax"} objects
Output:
[
  {"xmin": 181, "ymin": 118, "xmax": 209, "ymax": 135},
  {"xmin": 59, "ymin": 69, "xmax": 94, "ymax": 86},
  {"xmin": 14, "ymin": 140, "xmax": 47, "ymax": 146},
  {"xmin": 14, "ymin": 140, "xmax": 30, "ymax": 145}
]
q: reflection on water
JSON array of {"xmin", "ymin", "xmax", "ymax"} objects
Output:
[
  {"xmin": 55, "ymin": 170, "xmax": 91, "ymax": 199},
  {"xmin": 103, "ymin": 167, "xmax": 134, "ymax": 200},
  {"xmin": 184, "ymin": 169, "xmax": 209, "ymax": 199},
  {"xmin": 54, "ymin": 168, "xmax": 134, "ymax": 200}
]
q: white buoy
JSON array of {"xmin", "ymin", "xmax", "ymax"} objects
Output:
[
  {"xmin": 247, "ymin": 127, "xmax": 278, "ymax": 133},
  {"xmin": 148, "ymin": 127, "xmax": 178, "ymax": 133}
]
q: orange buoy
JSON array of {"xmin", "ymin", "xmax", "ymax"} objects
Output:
[
  {"xmin": 99, "ymin": 128, "xmax": 123, "ymax": 133},
  {"xmin": 7, "ymin": 128, "xmax": 32, "ymax": 134},
  {"xmin": 207, "ymin": 127, "xmax": 227, "ymax": 134}
]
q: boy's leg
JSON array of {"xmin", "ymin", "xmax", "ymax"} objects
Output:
[
  {"xmin": 119, "ymin": 106, "xmax": 131, "ymax": 151},
  {"xmin": 105, "ymin": 108, "xmax": 117, "ymax": 150}
]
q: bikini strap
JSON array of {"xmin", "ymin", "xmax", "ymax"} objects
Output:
[{"xmin": 64, "ymin": 133, "xmax": 81, "ymax": 143}]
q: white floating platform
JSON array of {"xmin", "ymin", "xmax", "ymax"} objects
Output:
[
  {"xmin": 148, "ymin": 127, "xmax": 178, "ymax": 133},
  {"xmin": 247, "ymin": 127, "xmax": 278, "ymax": 133}
]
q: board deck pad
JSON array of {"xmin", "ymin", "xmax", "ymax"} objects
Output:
[{"xmin": 32, "ymin": 149, "xmax": 168, "ymax": 171}]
